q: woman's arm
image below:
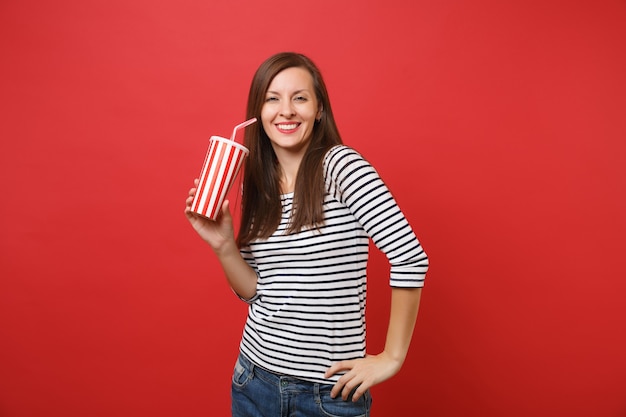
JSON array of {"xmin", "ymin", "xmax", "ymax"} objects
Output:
[
  {"xmin": 185, "ymin": 180, "xmax": 258, "ymax": 300},
  {"xmin": 325, "ymin": 287, "xmax": 422, "ymax": 401},
  {"xmin": 323, "ymin": 147, "xmax": 428, "ymax": 401}
]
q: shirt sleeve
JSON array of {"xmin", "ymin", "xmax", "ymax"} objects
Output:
[{"xmin": 324, "ymin": 145, "xmax": 429, "ymax": 288}]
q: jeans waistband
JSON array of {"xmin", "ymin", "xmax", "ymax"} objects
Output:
[{"xmin": 237, "ymin": 352, "xmax": 333, "ymax": 392}]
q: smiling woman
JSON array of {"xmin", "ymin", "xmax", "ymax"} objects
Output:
[
  {"xmin": 239, "ymin": 53, "xmax": 344, "ymax": 241},
  {"xmin": 184, "ymin": 52, "xmax": 429, "ymax": 417},
  {"xmin": 3, "ymin": 0, "xmax": 625, "ymax": 415},
  {"xmin": 261, "ymin": 67, "xmax": 323, "ymax": 168}
]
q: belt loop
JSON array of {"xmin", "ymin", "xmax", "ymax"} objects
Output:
[{"xmin": 248, "ymin": 356, "xmax": 254, "ymax": 376}]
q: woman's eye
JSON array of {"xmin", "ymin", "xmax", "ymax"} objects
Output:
[
  {"xmin": 265, "ymin": 97, "xmax": 279, "ymax": 102},
  {"xmin": 294, "ymin": 96, "xmax": 307, "ymax": 102}
]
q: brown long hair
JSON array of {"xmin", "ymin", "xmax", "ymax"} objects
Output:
[{"xmin": 236, "ymin": 52, "xmax": 343, "ymax": 246}]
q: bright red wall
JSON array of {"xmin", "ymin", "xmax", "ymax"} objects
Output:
[{"xmin": 1, "ymin": 0, "xmax": 625, "ymax": 416}]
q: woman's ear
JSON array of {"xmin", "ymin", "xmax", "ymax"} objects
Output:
[{"xmin": 316, "ymin": 106, "xmax": 323, "ymax": 122}]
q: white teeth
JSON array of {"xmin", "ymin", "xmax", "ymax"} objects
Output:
[{"xmin": 278, "ymin": 123, "xmax": 298, "ymax": 130}]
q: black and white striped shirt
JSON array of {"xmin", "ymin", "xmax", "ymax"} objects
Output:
[{"xmin": 239, "ymin": 145, "xmax": 428, "ymax": 384}]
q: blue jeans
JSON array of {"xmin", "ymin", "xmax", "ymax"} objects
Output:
[{"xmin": 231, "ymin": 353, "xmax": 372, "ymax": 417}]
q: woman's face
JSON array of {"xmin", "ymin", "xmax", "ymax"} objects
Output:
[{"xmin": 261, "ymin": 66, "xmax": 321, "ymax": 156}]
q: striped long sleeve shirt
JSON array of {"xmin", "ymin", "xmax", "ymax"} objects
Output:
[{"xmin": 239, "ymin": 145, "xmax": 428, "ymax": 384}]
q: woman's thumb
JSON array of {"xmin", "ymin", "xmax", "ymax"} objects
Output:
[{"xmin": 220, "ymin": 199, "xmax": 232, "ymax": 221}]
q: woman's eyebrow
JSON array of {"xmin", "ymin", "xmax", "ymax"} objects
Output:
[{"xmin": 265, "ymin": 89, "xmax": 310, "ymax": 95}]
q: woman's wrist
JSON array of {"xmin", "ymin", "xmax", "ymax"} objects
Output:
[{"xmin": 212, "ymin": 237, "xmax": 239, "ymax": 259}]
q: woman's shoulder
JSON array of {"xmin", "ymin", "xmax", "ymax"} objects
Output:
[
  {"xmin": 324, "ymin": 144, "xmax": 366, "ymax": 166},
  {"xmin": 323, "ymin": 144, "xmax": 377, "ymax": 187}
]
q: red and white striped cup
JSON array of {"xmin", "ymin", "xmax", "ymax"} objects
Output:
[{"xmin": 190, "ymin": 136, "xmax": 249, "ymax": 220}]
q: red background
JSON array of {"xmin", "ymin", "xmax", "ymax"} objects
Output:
[{"xmin": 1, "ymin": 0, "xmax": 625, "ymax": 416}]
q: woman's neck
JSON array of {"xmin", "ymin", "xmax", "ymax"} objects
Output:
[
  {"xmin": 278, "ymin": 162, "xmax": 299, "ymax": 194},
  {"xmin": 273, "ymin": 147, "xmax": 306, "ymax": 194}
]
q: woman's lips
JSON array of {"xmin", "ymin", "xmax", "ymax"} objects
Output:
[{"xmin": 275, "ymin": 122, "xmax": 300, "ymax": 133}]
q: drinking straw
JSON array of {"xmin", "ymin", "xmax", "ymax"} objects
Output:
[{"xmin": 231, "ymin": 117, "xmax": 257, "ymax": 142}]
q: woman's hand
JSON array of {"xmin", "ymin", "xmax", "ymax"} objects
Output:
[
  {"xmin": 184, "ymin": 179, "xmax": 258, "ymax": 299},
  {"xmin": 326, "ymin": 288, "xmax": 423, "ymax": 402},
  {"xmin": 324, "ymin": 351, "xmax": 403, "ymax": 402},
  {"xmin": 184, "ymin": 178, "xmax": 235, "ymax": 254}
]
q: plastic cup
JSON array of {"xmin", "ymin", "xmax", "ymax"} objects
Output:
[{"xmin": 190, "ymin": 136, "xmax": 249, "ymax": 220}]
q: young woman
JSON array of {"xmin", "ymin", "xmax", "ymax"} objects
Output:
[{"xmin": 185, "ymin": 52, "xmax": 429, "ymax": 417}]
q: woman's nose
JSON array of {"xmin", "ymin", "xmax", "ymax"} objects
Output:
[{"xmin": 279, "ymin": 100, "xmax": 295, "ymax": 117}]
